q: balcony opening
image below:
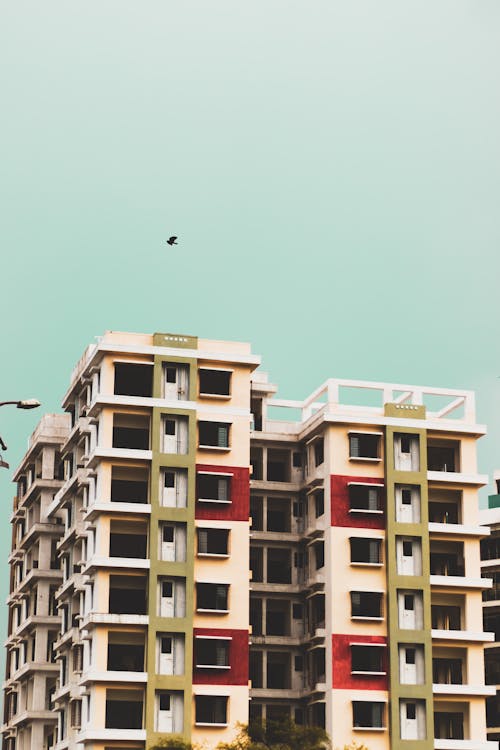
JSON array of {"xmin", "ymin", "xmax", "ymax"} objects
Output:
[
  {"xmin": 251, "ymin": 398, "xmax": 263, "ymax": 432},
  {"xmin": 266, "ymin": 599, "xmax": 290, "ymax": 636},
  {"xmin": 267, "ymin": 548, "xmax": 291, "ymax": 584},
  {"xmin": 310, "ymin": 593, "xmax": 325, "ymax": 630},
  {"xmin": 485, "ymin": 651, "xmax": 500, "ymax": 685},
  {"xmin": 486, "ymin": 695, "xmax": 500, "ymax": 728},
  {"xmin": 427, "ymin": 440, "xmax": 460, "ymax": 473},
  {"xmin": 107, "ymin": 632, "xmax": 145, "ymax": 671},
  {"xmin": 197, "ymin": 528, "xmax": 229, "ymax": 556},
  {"xmin": 197, "ymin": 473, "xmax": 230, "ymax": 503},
  {"xmin": 251, "ymin": 447, "xmax": 264, "ymax": 480},
  {"xmin": 250, "ymin": 598, "xmax": 262, "ymax": 635},
  {"xmin": 249, "ymin": 651, "xmax": 263, "ymax": 688},
  {"xmin": 314, "ymin": 490, "xmax": 325, "ymax": 518},
  {"xmin": 481, "ymin": 535, "xmax": 500, "ymax": 562},
  {"xmin": 105, "ymin": 689, "xmax": 143, "ymax": 729},
  {"xmin": 434, "ymin": 711, "xmax": 464, "ymax": 740},
  {"xmin": 351, "ymin": 645, "xmax": 385, "ymax": 674},
  {"xmin": 250, "ymin": 547, "xmax": 264, "ymax": 582},
  {"xmin": 250, "ymin": 496, "xmax": 263, "ymax": 530},
  {"xmin": 195, "ymin": 637, "xmax": 230, "ymax": 669},
  {"xmin": 349, "ymin": 484, "xmax": 383, "ymax": 513},
  {"xmin": 311, "ymin": 438, "xmax": 324, "ymax": 467},
  {"xmin": 429, "ymin": 490, "xmax": 461, "ymax": 524},
  {"xmin": 199, "ymin": 368, "xmax": 231, "ymax": 397},
  {"xmin": 267, "ymin": 449, "xmax": 291, "ymax": 482},
  {"xmin": 431, "ymin": 602, "xmax": 462, "ymax": 630},
  {"xmin": 352, "ymin": 701, "xmax": 385, "ymax": 729},
  {"xmin": 351, "ymin": 591, "xmax": 382, "ymax": 619},
  {"xmin": 312, "ymin": 541, "xmax": 325, "ymax": 570},
  {"xmin": 430, "ymin": 541, "xmax": 464, "ymax": 576},
  {"xmin": 433, "ymin": 657, "xmax": 463, "ymax": 684},
  {"xmin": 309, "ymin": 647, "xmax": 326, "ymax": 685},
  {"xmin": 196, "ymin": 583, "xmax": 229, "ymax": 612},
  {"xmin": 112, "ymin": 414, "xmax": 150, "ymax": 451},
  {"xmin": 111, "ymin": 466, "xmax": 149, "ymax": 504},
  {"xmin": 195, "ymin": 695, "xmax": 228, "ymax": 726},
  {"xmin": 198, "ymin": 421, "xmax": 230, "ymax": 449},
  {"xmin": 110, "ymin": 520, "xmax": 148, "ymax": 558},
  {"xmin": 267, "ymin": 498, "xmax": 291, "ymax": 532},
  {"xmin": 267, "ymin": 652, "xmax": 291, "ymax": 689},
  {"xmin": 350, "ymin": 538, "xmax": 381, "ymax": 565},
  {"xmin": 349, "ymin": 433, "xmax": 380, "ymax": 460},
  {"xmin": 114, "ymin": 363, "xmax": 153, "ymax": 398},
  {"xmin": 109, "ymin": 575, "xmax": 147, "ymax": 615}
]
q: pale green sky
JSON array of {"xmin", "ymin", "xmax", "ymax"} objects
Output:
[{"xmin": 1, "ymin": 0, "xmax": 500, "ymax": 646}]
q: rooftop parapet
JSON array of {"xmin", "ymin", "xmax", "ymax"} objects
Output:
[
  {"xmin": 267, "ymin": 377, "xmax": 483, "ymax": 434},
  {"xmin": 27, "ymin": 413, "xmax": 71, "ymax": 449}
]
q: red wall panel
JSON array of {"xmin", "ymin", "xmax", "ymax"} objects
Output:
[
  {"xmin": 195, "ymin": 464, "xmax": 249, "ymax": 521},
  {"xmin": 330, "ymin": 474, "xmax": 385, "ymax": 529},
  {"xmin": 192, "ymin": 628, "xmax": 249, "ymax": 685},
  {"xmin": 332, "ymin": 633, "xmax": 388, "ymax": 691}
]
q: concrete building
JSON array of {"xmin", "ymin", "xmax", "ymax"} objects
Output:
[
  {"xmin": 480, "ymin": 476, "xmax": 500, "ymax": 745},
  {"xmin": 1, "ymin": 330, "xmax": 496, "ymax": 750}
]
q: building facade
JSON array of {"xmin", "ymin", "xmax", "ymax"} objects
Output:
[
  {"xmin": 2, "ymin": 330, "xmax": 496, "ymax": 750},
  {"xmin": 480, "ymin": 475, "xmax": 500, "ymax": 745}
]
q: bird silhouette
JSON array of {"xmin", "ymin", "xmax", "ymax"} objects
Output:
[{"xmin": 166, "ymin": 236, "xmax": 178, "ymax": 246}]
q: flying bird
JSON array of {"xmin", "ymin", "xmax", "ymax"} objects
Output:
[{"xmin": 166, "ymin": 236, "xmax": 178, "ymax": 246}]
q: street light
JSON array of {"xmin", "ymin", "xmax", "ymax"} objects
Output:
[
  {"xmin": 0, "ymin": 399, "xmax": 41, "ymax": 410},
  {"xmin": 0, "ymin": 398, "xmax": 41, "ymax": 468}
]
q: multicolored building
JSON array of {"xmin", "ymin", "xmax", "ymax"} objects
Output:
[{"xmin": 1, "ymin": 331, "xmax": 495, "ymax": 750}]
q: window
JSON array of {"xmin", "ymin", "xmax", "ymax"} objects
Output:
[
  {"xmin": 198, "ymin": 421, "xmax": 230, "ymax": 449},
  {"xmin": 196, "ymin": 583, "xmax": 229, "ymax": 612},
  {"xmin": 314, "ymin": 439, "xmax": 324, "ymax": 467},
  {"xmin": 70, "ymin": 699, "xmax": 82, "ymax": 729},
  {"xmin": 353, "ymin": 701, "xmax": 385, "ymax": 729},
  {"xmin": 112, "ymin": 414, "xmax": 150, "ymax": 451},
  {"xmin": 349, "ymin": 484, "xmax": 383, "ymax": 512},
  {"xmin": 402, "ymin": 489, "xmax": 412, "ymax": 505},
  {"xmin": 197, "ymin": 528, "xmax": 229, "ymax": 556},
  {"xmin": 314, "ymin": 490, "xmax": 324, "ymax": 518},
  {"xmin": 351, "ymin": 645, "xmax": 385, "ymax": 674},
  {"xmin": 114, "ymin": 363, "xmax": 152, "ymax": 397},
  {"xmin": 195, "ymin": 696, "xmax": 228, "ymax": 725},
  {"xmin": 292, "ymin": 603, "xmax": 303, "ymax": 619},
  {"xmin": 349, "ymin": 433, "xmax": 380, "ymax": 460},
  {"xmin": 195, "ymin": 638, "xmax": 230, "ymax": 668},
  {"xmin": 404, "ymin": 594, "xmax": 414, "ymax": 610},
  {"xmin": 350, "ymin": 538, "xmax": 382, "ymax": 565},
  {"xmin": 292, "ymin": 452, "xmax": 302, "ymax": 468},
  {"xmin": 199, "ymin": 369, "xmax": 231, "ymax": 396},
  {"xmin": 197, "ymin": 473, "xmax": 231, "ymax": 503},
  {"xmin": 105, "ymin": 689, "xmax": 144, "ymax": 729},
  {"xmin": 351, "ymin": 591, "xmax": 382, "ymax": 619},
  {"xmin": 406, "ymin": 648, "xmax": 416, "ymax": 665}
]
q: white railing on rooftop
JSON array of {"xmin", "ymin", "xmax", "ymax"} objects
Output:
[
  {"xmin": 70, "ymin": 343, "xmax": 98, "ymax": 385},
  {"xmin": 268, "ymin": 378, "xmax": 476, "ymax": 425}
]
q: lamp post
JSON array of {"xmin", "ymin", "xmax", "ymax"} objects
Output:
[{"xmin": 0, "ymin": 399, "xmax": 41, "ymax": 469}]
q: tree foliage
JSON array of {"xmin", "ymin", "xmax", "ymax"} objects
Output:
[
  {"xmin": 148, "ymin": 737, "xmax": 195, "ymax": 750},
  {"xmin": 217, "ymin": 719, "xmax": 330, "ymax": 750}
]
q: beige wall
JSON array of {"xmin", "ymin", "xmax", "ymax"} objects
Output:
[{"xmin": 329, "ymin": 689, "xmax": 390, "ymax": 750}]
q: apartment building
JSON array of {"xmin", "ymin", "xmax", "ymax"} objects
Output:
[
  {"xmin": 480, "ymin": 476, "xmax": 500, "ymax": 745},
  {"xmin": 2, "ymin": 330, "xmax": 496, "ymax": 750}
]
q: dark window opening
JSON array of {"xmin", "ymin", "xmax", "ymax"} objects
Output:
[
  {"xmin": 314, "ymin": 490, "xmax": 325, "ymax": 518},
  {"xmin": 105, "ymin": 692, "xmax": 143, "ymax": 729},
  {"xmin": 195, "ymin": 638, "xmax": 230, "ymax": 668},
  {"xmin": 109, "ymin": 576, "xmax": 147, "ymax": 615},
  {"xmin": 266, "ymin": 600, "xmax": 290, "ymax": 636},
  {"xmin": 250, "ymin": 598, "xmax": 262, "ymax": 636},
  {"xmin": 250, "ymin": 547, "xmax": 263, "ymax": 582},
  {"xmin": 351, "ymin": 591, "xmax": 382, "ymax": 619},
  {"xmin": 111, "ymin": 468, "xmax": 148, "ymax": 503},
  {"xmin": 267, "ymin": 652, "xmax": 291, "ymax": 689},
  {"xmin": 112, "ymin": 415, "xmax": 150, "ymax": 451},
  {"xmin": 199, "ymin": 369, "xmax": 231, "ymax": 396},
  {"xmin": 267, "ymin": 548, "xmax": 291, "ymax": 584},
  {"xmin": 110, "ymin": 533, "xmax": 147, "ymax": 559},
  {"xmin": 433, "ymin": 658, "xmax": 463, "ymax": 684},
  {"xmin": 349, "ymin": 434, "xmax": 380, "ymax": 459},
  {"xmin": 196, "ymin": 583, "xmax": 229, "ymax": 611},
  {"xmin": 314, "ymin": 439, "xmax": 324, "ymax": 467},
  {"xmin": 114, "ymin": 364, "xmax": 152, "ymax": 398},
  {"xmin": 199, "ymin": 421, "xmax": 230, "ymax": 448},
  {"xmin": 250, "ymin": 496, "xmax": 263, "ymax": 530},
  {"xmin": 350, "ymin": 538, "xmax": 381, "ymax": 565},
  {"xmin": 349, "ymin": 484, "xmax": 383, "ymax": 512},
  {"xmin": 195, "ymin": 696, "xmax": 228, "ymax": 725},
  {"xmin": 107, "ymin": 643, "xmax": 145, "ymax": 672},
  {"xmin": 197, "ymin": 528, "xmax": 229, "ymax": 556},
  {"xmin": 434, "ymin": 712, "xmax": 464, "ymax": 740},
  {"xmin": 428, "ymin": 442, "xmax": 459, "ymax": 473},
  {"xmin": 351, "ymin": 645, "xmax": 384, "ymax": 673},
  {"xmin": 429, "ymin": 501, "xmax": 460, "ymax": 524},
  {"xmin": 250, "ymin": 448, "xmax": 263, "ymax": 480},
  {"xmin": 431, "ymin": 605, "xmax": 462, "ymax": 630},
  {"xmin": 352, "ymin": 701, "xmax": 384, "ymax": 728},
  {"xmin": 267, "ymin": 449, "xmax": 290, "ymax": 482},
  {"xmin": 197, "ymin": 473, "xmax": 230, "ymax": 503},
  {"xmin": 267, "ymin": 498, "xmax": 291, "ymax": 532},
  {"xmin": 313, "ymin": 542, "xmax": 325, "ymax": 570}
]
